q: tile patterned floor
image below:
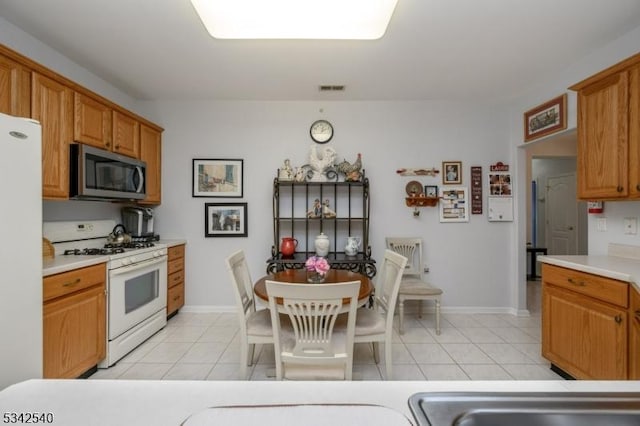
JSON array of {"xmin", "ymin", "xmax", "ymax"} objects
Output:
[{"xmin": 90, "ymin": 281, "xmax": 562, "ymax": 381}]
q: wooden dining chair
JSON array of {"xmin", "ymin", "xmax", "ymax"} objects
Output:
[
  {"xmin": 224, "ymin": 250, "xmax": 275, "ymax": 379},
  {"xmin": 266, "ymin": 280, "xmax": 360, "ymax": 380},
  {"xmin": 386, "ymin": 237, "xmax": 443, "ymax": 335},
  {"xmin": 351, "ymin": 249, "xmax": 407, "ymax": 380}
]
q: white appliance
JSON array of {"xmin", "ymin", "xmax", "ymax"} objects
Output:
[
  {"xmin": 43, "ymin": 220, "xmax": 167, "ymax": 368},
  {"xmin": 0, "ymin": 113, "xmax": 43, "ymax": 390}
]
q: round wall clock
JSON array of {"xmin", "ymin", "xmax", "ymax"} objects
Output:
[{"xmin": 310, "ymin": 119, "xmax": 333, "ymax": 144}]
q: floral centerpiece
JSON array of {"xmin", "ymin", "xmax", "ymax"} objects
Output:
[{"xmin": 305, "ymin": 255, "xmax": 330, "ymax": 283}]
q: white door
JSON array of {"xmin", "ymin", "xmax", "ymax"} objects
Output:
[{"xmin": 546, "ymin": 173, "xmax": 578, "ymax": 255}]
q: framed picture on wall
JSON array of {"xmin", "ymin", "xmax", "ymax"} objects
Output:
[
  {"xmin": 205, "ymin": 203, "xmax": 248, "ymax": 237},
  {"xmin": 193, "ymin": 159, "xmax": 243, "ymax": 197},
  {"xmin": 442, "ymin": 161, "xmax": 462, "ymax": 185},
  {"xmin": 425, "ymin": 185, "xmax": 438, "ymax": 197},
  {"xmin": 439, "ymin": 186, "xmax": 469, "ymax": 222},
  {"xmin": 523, "ymin": 94, "xmax": 567, "ymax": 142}
]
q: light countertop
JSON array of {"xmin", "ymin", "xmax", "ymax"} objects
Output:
[
  {"xmin": 2, "ymin": 379, "xmax": 640, "ymax": 426},
  {"xmin": 42, "ymin": 239, "xmax": 187, "ymax": 277}
]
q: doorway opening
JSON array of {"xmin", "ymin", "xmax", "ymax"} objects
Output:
[{"xmin": 522, "ymin": 129, "xmax": 587, "ymax": 313}]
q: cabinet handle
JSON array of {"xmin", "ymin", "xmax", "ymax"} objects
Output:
[
  {"xmin": 567, "ymin": 277, "xmax": 585, "ymax": 286},
  {"xmin": 63, "ymin": 278, "xmax": 81, "ymax": 287},
  {"xmin": 617, "ymin": 186, "xmax": 624, "ymax": 192},
  {"xmin": 637, "ymin": 185, "xmax": 640, "ymax": 192},
  {"xmin": 173, "ymin": 296, "xmax": 180, "ymax": 301},
  {"xmin": 615, "ymin": 315, "xmax": 623, "ymax": 324},
  {"xmin": 115, "ymin": 144, "xmax": 120, "ymax": 149},
  {"xmin": 635, "ymin": 310, "xmax": 640, "ymax": 320}
]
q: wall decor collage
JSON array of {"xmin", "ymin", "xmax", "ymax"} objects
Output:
[
  {"xmin": 398, "ymin": 160, "xmax": 514, "ymax": 223},
  {"xmin": 192, "ymin": 159, "xmax": 247, "ymax": 237}
]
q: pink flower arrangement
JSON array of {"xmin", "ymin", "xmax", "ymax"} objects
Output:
[{"xmin": 305, "ymin": 255, "xmax": 330, "ymax": 275}]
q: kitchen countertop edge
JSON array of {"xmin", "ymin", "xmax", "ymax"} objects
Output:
[
  {"xmin": 538, "ymin": 255, "xmax": 640, "ymax": 292},
  {"xmin": 43, "ymin": 239, "xmax": 187, "ymax": 276}
]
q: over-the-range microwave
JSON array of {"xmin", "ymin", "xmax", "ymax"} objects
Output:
[{"xmin": 70, "ymin": 143, "xmax": 146, "ymax": 201}]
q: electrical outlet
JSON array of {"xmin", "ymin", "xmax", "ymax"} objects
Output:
[
  {"xmin": 423, "ymin": 267, "xmax": 430, "ymax": 273},
  {"xmin": 624, "ymin": 217, "xmax": 637, "ymax": 235}
]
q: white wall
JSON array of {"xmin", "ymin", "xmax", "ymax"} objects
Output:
[{"xmin": 145, "ymin": 100, "xmax": 515, "ymax": 312}]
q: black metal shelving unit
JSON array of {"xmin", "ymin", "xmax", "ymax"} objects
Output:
[{"xmin": 267, "ymin": 170, "xmax": 376, "ymax": 278}]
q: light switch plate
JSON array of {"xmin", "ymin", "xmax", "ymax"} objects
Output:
[
  {"xmin": 597, "ymin": 218, "xmax": 607, "ymax": 232},
  {"xmin": 624, "ymin": 217, "xmax": 637, "ymax": 235}
]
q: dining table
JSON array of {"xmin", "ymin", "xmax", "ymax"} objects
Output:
[{"xmin": 254, "ymin": 268, "xmax": 374, "ymax": 307}]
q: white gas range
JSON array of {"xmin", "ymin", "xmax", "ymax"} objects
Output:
[{"xmin": 44, "ymin": 220, "xmax": 168, "ymax": 368}]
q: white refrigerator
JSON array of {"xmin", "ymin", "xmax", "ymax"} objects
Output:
[{"xmin": 0, "ymin": 112, "xmax": 42, "ymax": 390}]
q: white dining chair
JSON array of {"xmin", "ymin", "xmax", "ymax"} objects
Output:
[
  {"xmin": 351, "ymin": 249, "xmax": 407, "ymax": 380},
  {"xmin": 386, "ymin": 237, "xmax": 443, "ymax": 335},
  {"xmin": 266, "ymin": 280, "xmax": 360, "ymax": 380},
  {"xmin": 224, "ymin": 249, "xmax": 275, "ymax": 379}
]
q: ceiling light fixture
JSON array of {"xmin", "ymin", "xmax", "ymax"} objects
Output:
[{"xmin": 190, "ymin": 0, "xmax": 399, "ymax": 40}]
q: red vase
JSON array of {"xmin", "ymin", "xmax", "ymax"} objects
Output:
[{"xmin": 280, "ymin": 237, "xmax": 298, "ymax": 257}]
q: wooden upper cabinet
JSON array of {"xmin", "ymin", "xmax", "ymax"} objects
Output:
[
  {"xmin": 32, "ymin": 72, "xmax": 73, "ymax": 200},
  {"xmin": 139, "ymin": 124, "xmax": 161, "ymax": 204},
  {"xmin": 575, "ymin": 72, "xmax": 629, "ymax": 199},
  {"xmin": 74, "ymin": 92, "xmax": 112, "ymax": 150},
  {"xmin": 113, "ymin": 110, "xmax": 140, "ymax": 158},
  {"xmin": 628, "ymin": 64, "xmax": 640, "ymax": 198},
  {"xmin": 570, "ymin": 53, "xmax": 640, "ymax": 200},
  {"xmin": 0, "ymin": 53, "xmax": 31, "ymax": 117}
]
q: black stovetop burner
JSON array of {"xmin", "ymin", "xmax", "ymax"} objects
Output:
[
  {"xmin": 63, "ymin": 247, "xmax": 125, "ymax": 256},
  {"xmin": 63, "ymin": 241, "xmax": 156, "ymax": 256},
  {"xmin": 105, "ymin": 241, "xmax": 156, "ymax": 249}
]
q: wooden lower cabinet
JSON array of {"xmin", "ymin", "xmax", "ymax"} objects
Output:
[
  {"xmin": 43, "ymin": 263, "xmax": 106, "ymax": 378},
  {"xmin": 167, "ymin": 244, "xmax": 185, "ymax": 316},
  {"xmin": 542, "ymin": 263, "xmax": 629, "ymax": 379},
  {"xmin": 630, "ymin": 287, "xmax": 640, "ymax": 379}
]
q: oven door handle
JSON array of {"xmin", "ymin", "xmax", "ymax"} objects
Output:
[{"xmin": 110, "ymin": 256, "xmax": 166, "ymax": 276}]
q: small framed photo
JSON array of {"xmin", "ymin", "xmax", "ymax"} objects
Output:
[
  {"xmin": 193, "ymin": 159, "xmax": 243, "ymax": 197},
  {"xmin": 442, "ymin": 161, "xmax": 462, "ymax": 185},
  {"xmin": 205, "ymin": 203, "xmax": 248, "ymax": 237},
  {"xmin": 425, "ymin": 185, "xmax": 438, "ymax": 197},
  {"xmin": 524, "ymin": 94, "xmax": 567, "ymax": 142}
]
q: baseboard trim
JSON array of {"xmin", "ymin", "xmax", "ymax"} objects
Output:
[{"xmin": 179, "ymin": 304, "xmax": 531, "ymax": 316}]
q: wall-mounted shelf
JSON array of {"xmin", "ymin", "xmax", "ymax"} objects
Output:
[{"xmin": 405, "ymin": 196, "xmax": 439, "ymax": 207}]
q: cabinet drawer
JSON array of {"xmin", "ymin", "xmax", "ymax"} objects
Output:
[
  {"xmin": 168, "ymin": 245, "xmax": 185, "ymax": 260},
  {"xmin": 542, "ymin": 263, "xmax": 628, "ymax": 307},
  {"xmin": 167, "ymin": 282, "xmax": 184, "ymax": 315},
  {"xmin": 44, "ymin": 263, "xmax": 106, "ymax": 302},
  {"xmin": 168, "ymin": 269, "xmax": 184, "ymax": 289},
  {"xmin": 168, "ymin": 257, "xmax": 184, "ymax": 275}
]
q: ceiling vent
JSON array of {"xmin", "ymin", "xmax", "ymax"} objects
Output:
[{"xmin": 319, "ymin": 85, "xmax": 346, "ymax": 92}]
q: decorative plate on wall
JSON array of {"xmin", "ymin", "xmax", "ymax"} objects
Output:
[{"xmin": 405, "ymin": 180, "xmax": 423, "ymax": 196}]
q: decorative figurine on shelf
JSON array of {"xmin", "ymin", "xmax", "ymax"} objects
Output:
[
  {"xmin": 293, "ymin": 166, "xmax": 307, "ymax": 182},
  {"xmin": 307, "ymin": 198, "xmax": 322, "ymax": 218},
  {"xmin": 308, "ymin": 145, "xmax": 337, "ymax": 182},
  {"xmin": 336, "ymin": 153, "xmax": 362, "ymax": 182},
  {"xmin": 278, "ymin": 158, "xmax": 294, "ymax": 181},
  {"xmin": 322, "ymin": 199, "xmax": 337, "ymax": 218}
]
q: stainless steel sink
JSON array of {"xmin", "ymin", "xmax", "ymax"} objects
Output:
[{"xmin": 408, "ymin": 392, "xmax": 640, "ymax": 426}]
